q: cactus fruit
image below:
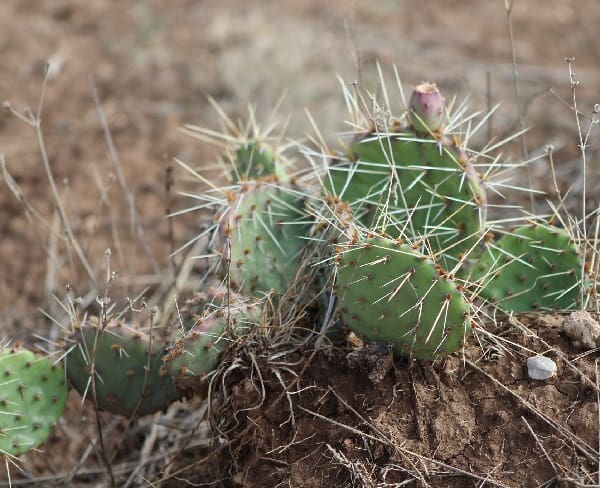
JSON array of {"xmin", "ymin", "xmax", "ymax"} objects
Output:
[
  {"xmin": 329, "ymin": 129, "xmax": 486, "ymax": 261},
  {"xmin": 409, "ymin": 82, "xmax": 445, "ymax": 134},
  {"xmin": 66, "ymin": 319, "xmax": 181, "ymax": 417},
  {"xmin": 335, "ymin": 235, "xmax": 472, "ymax": 360},
  {"xmin": 163, "ymin": 299, "xmax": 261, "ymax": 395},
  {"xmin": 0, "ymin": 345, "xmax": 68, "ymax": 456},
  {"xmin": 471, "ymin": 223, "xmax": 585, "ymax": 313},
  {"xmin": 221, "ymin": 180, "xmax": 312, "ymax": 297}
]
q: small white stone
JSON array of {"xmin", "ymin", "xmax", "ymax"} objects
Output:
[{"xmin": 527, "ymin": 356, "xmax": 557, "ymax": 381}]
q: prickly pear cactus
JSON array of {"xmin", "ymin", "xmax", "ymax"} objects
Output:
[
  {"xmin": 66, "ymin": 319, "xmax": 181, "ymax": 417},
  {"xmin": 163, "ymin": 299, "xmax": 261, "ymax": 395},
  {"xmin": 335, "ymin": 235, "xmax": 472, "ymax": 360},
  {"xmin": 235, "ymin": 140, "xmax": 287, "ymax": 182},
  {"xmin": 0, "ymin": 345, "xmax": 68, "ymax": 456},
  {"xmin": 221, "ymin": 180, "xmax": 312, "ymax": 297},
  {"xmin": 471, "ymin": 223, "xmax": 585, "ymax": 312},
  {"xmin": 327, "ymin": 85, "xmax": 486, "ymax": 262}
]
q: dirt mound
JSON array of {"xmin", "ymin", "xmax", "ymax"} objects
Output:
[{"xmin": 175, "ymin": 313, "xmax": 599, "ymax": 487}]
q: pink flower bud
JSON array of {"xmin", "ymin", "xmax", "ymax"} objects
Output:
[{"xmin": 409, "ymin": 82, "xmax": 445, "ymax": 134}]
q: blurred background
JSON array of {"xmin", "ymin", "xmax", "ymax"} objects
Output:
[{"xmin": 1, "ymin": 0, "xmax": 599, "ymax": 337}]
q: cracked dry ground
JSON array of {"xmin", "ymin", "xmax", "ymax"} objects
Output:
[{"xmin": 175, "ymin": 313, "xmax": 599, "ymax": 487}]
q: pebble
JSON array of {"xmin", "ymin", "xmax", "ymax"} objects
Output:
[
  {"xmin": 563, "ymin": 310, "xmax": 600, "ymax": 350},
  {"xmin": 526, "ymin": 356, "xmax": 557, "ymax": 381}
]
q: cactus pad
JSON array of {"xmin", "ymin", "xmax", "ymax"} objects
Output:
[
  {"xmin": 222, "ymin": 181, "xmax": 312, "ymax": 297},
  {"xmin": 471, "ymin": 223, "xmax": 585, "ymax": 312},
  {"xmin": 234, "ymin": 140, "xmax": 287, "ymax": 182},
  {"xmin": 66, "ymin": 320, "xmax": 181, "ymax": 417},
  {"xmin": 336, "ymin": 235, "xmax": 472, "ymax": 360},
  {"xmin": 328, "ymin": 131, "xmax": 486, "ymax": 260},
  {"xmin": 163, "ymin": 300, "xmax": 261, "ymax": 395},
  {"xmin": 0, "ymin": 345, "xmax": 68, "ymax": 456}
]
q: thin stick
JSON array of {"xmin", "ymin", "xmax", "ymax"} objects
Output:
[
  {"xmin": 466, "ymin": 359, "xmax": 598, "ymax": 462},
  {"xmin": 44, "ymin": 211, "xmax": 61, "ymax": 347},
  {"xmin": 3, "ymin": 66, "xmax": 98, "ymax": 288},
  {"xmin": 344, "ymin": 6, "xmax": 362, "ymax": 89},
  {"xmin": 486, "ymin": 71, "xmax": 493, "ymax": 143},
  {"xmin": 596, "ymin": 359, "xmax": 600, "ymax": 486},
  {"xmin": 86, "ymin": 255, "xmax": 117, "ymax": 487},
  {"xmin": 0, "ymin": 155, "xmax": 49, "ymax": 228},
  {"xmin": 297, "ymin": 405, "xmax": 508, "ymax": 486},
  {"xmin": 504, "ymin": 0, "xmax": 533, "ymax": 211},
  {"xmin": 89, "ymin": 77, "xmax": 163, "ymax": 279},
  {"xmin": 521, "ymin": 416, "xmax": 558, "ymax": 476},
  {"xmin": 565, "ymin": 58, "xmax": 590, "ymax": 309}
]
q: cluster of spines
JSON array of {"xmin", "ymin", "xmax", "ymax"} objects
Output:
[
  {"xmin": 176, "ymin": 287, "xmax": 234, "ymax": 332},
  {"xmin": 234, "ymin": 140, "xmax": 288, "ymax": 182}
]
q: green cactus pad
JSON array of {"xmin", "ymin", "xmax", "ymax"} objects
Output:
[
  {"xmin": 66, "ymin": 320, "xmax": 181, "ymax": 417},
  {"xmin": 336, "ymin": 235, "xmax": 472, "ymax": 360},
  {"xmin": 234, "ymin": 141, "xmax": 287, "ymax": 182},
  {"xmin": 223, "ymin": 181, "xmax": 312, "ymax": 297},
  {"xmin": 0, "ymin": 345, "xmax": 68, "ymax": 456},
  {"xmin": 163, "ymin": 300, "xmax": 261, "ymax": 394},
  {"xmin": 328, "ymin": 130, "xmax": 486, "ymax": 261},
  {"xmin": 471, "ymin": 223, "xmax": 585, "ymax": 312}
]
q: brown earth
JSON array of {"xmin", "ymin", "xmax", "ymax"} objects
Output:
[
  {"xmin": 202, "ymin": 313, "xmax": 598, "ymax": 487},
  {"xmin": 1, "ymin": 1, "xmax": 600, "ymax": 486}
]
